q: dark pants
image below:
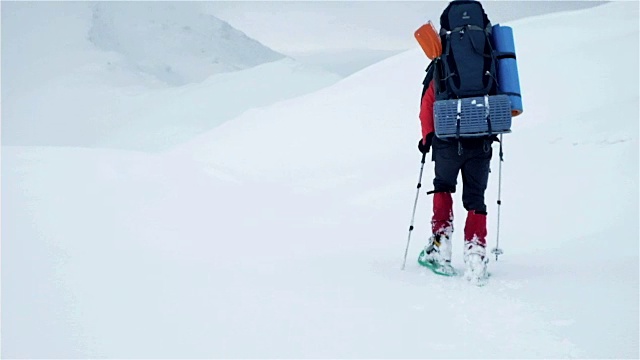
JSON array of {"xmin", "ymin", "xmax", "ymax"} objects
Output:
[{"xmin": 431, "ymin": 137, "xmax": 492, "ymax": 213}]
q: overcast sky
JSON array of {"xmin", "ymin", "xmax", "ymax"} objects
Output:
[{"xmin": 205, "ymin": 1, "xmax": 608, "ymax": 53}]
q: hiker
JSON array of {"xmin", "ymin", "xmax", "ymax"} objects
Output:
[{"xmin": 416, "ymin": 0, "xmax": 499, "ymax": 284}]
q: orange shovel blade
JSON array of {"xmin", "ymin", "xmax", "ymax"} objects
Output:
[{"xmin": 414, "ymin": 21, "xmax": 442, "ymax": 60}]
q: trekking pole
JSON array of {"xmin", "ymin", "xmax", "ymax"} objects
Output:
[
  {"xmin": 492, "ymin": 134, "xmax": 505, "ymax": 261},
  {"xmin": 402, "ymin": 151, "xmax": 427, "ymax": 270}
]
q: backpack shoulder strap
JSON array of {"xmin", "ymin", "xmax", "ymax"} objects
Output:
[{"xmin": 420, "ymin": 59, "xmax": 437, "ymax": 100}]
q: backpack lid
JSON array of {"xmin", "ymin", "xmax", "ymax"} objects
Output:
[{"xmin": 440, "ymin": 0, "xmax": 490, "ymax": 32}]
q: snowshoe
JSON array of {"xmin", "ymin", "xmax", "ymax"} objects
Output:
[{"xmin": 418, "ymin": 234, "xmax": 457, "ymax": 276}]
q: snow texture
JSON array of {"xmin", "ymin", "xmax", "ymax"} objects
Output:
[{"xmin": 2, "ymin": 1, "xmax": 639, "ymax": 358}]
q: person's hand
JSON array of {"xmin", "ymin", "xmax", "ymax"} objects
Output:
[{"xmin": 418, "ymin": 133, "xmax": 435, "ymax": 154}]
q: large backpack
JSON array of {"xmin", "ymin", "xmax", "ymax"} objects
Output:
[
  {"xmin": 434, "ymin": 0, "xmax": 496, "ymax": 100},
  {"xmin": 423, "ymin": 0, "xmax": 512, "ymax": 139}
]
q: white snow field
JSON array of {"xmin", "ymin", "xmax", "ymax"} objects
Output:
[
  {"xmin": 2, "ymin": 2, "xmax": 638, "ymax": 359},
  {"xmin": 1, "ymin": 2, "xmax": 340, "ymax": 151}
]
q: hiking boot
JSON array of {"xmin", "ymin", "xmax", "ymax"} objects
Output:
[{"xmin": 463, "ymin": 241, "xmax": 489, "ymax": 286}]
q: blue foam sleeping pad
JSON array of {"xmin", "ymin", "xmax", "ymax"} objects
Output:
[{"xmin": 492, "ymin": 24, "xmax": 523, "ymax": 115}]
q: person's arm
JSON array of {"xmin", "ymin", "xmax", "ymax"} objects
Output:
[
  {"xmin": 417, "ymin": 80, "xmax": 436, "ymax": 154},
  {"xmin": 419, "ymin": 80, "xmax": 435, "ymax": 143}
]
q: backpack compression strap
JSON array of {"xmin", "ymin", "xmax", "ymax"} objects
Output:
[
  {"xmin": 494, "ymin": 51, "xmax": 521, "ymax": 99},
  {"xmin": 440, "ymin": 24, "xmax": 496, "ymax": 98},
  {"xmin": 442, "ymin": 24, "xmax": 493, "ymax": 58},
  {"xmin": 484, "ymin": 95, "xmax": 493, "ymax": 136}
]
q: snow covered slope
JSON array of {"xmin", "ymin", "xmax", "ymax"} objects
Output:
[
  {"xmin": 1, "ymin": 2, "xmax": 340, "ymax": 151},
  {"xmin": 2, "ymin": 2, "xmax": 638, "ymax": 358},
  {"xmin": 88, "ymin": 2, "xmax": 284, "ymax": 85}
]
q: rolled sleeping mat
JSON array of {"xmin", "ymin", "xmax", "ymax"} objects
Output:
[{"xmin": 492, "ymin": 24, "xmax": 523, "ymax": 117}]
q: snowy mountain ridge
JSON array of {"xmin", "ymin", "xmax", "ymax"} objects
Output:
[
  {"xmin": 1, "ymin": 2, "xmax": 341, "ymax": 151},
  {"xmin": 88, "ymin": 2, "xmax": 285, "ymax": 85}
]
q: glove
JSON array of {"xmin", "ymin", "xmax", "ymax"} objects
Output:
[{"xmin": 418, "ymin": 132, "xmax": 435, "ymax": 154}]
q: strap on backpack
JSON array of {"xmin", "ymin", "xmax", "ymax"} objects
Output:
[
  {"xmin": 455, "ymin": 99, "xmax": 462, "ymax": 141},
  {"xmin": 484, "ymin": 95, "xmax": 493, "ymax": 136},
  {"xmin": 420, "ymin": 59, "xmax": 437, "ymax": 102},
  {"xmin": 441, "ymin": 23, "xmax": 493, "ymax": 58},
  {"xmin": 440, "ymin": 26, "xmax": 496, "ymax": 98},
  {"xmin": 455, "ymin": 98, "xmax": 463, "ymax": 156}
]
